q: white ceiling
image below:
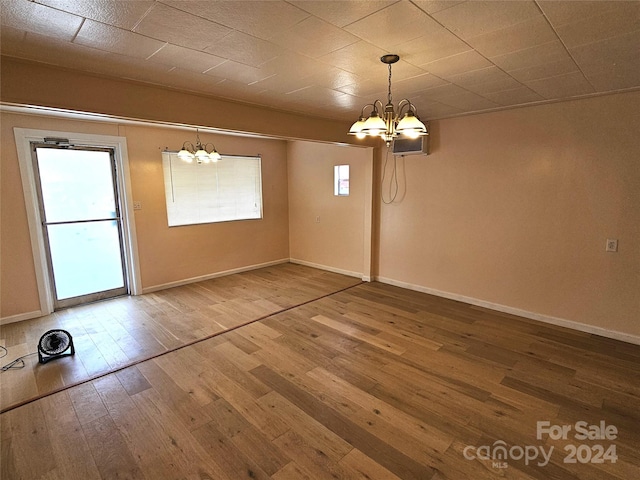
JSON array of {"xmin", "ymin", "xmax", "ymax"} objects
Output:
[{"xmin": 1, "ymin": 0, "xmax": 639, "ymax": 123}]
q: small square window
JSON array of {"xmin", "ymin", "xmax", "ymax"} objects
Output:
[{"xmin": 334, "ymin": 165, "xmax": 349, "ymax": 196}]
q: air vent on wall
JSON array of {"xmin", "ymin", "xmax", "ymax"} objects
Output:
[
  {"xmin": 43, "ymin": 137, "xmax": 72, "ymax": 146},
  {"xmin": 392, "ymin": 136, "xmax": 429, "ymax": 156}
]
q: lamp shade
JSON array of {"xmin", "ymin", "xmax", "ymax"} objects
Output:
[
  {"xmin": 178, "ymin": 149, "xmax": 194, "ymax": 162},
  {"xmin": 195, "ymin": 148, "xmax": 210, "ymax": 163},
  {"xmin": 348, "ymin": 117, "xmax": 367, "ymax": 136},
  {"xmin": 396, "ymin": 111, "xmax": 427, "ymax": 138},
  {"xmin": 361, "ymin": 113, "xmax": 386, "ymax": 136}
]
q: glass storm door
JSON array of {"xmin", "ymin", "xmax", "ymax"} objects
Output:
[{"xmin": 32, "ymin": 144, "xmax": 128, "ymax": 309}]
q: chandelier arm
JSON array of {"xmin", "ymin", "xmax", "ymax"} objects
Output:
[
  {"xmin": 182, "ymin": 141, "xmax": 195, "ymax": 153},
  {"xmin": 359, "ymin": 103, "xmax": 378, "ymax": 117},
  {"xmin": 397, "ymin": 99, "xmax": 418, "ymax": 116}
]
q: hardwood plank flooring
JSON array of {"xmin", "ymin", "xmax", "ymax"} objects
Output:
[
  {"xmin": 2, "ymin": 267, "xmax": 640, "ymax": 479},
  {"xmin": 0, "ymin": 263, "xmax": 361, "ymax": 412}
]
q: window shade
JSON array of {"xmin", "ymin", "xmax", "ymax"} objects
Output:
[{"xmin": 162, "ymin": 152, "xmax": 263, "ymax": 226}]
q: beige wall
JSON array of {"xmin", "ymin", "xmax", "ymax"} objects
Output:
[
  {"xmin": 287, "ymin": 141, "xmax": 372, "ymax": 278},
  {"xmin": 1, "ymin": 58, "xmax": 354, "ymax": 321},
  {"xmin": 376, "ymin": 91, "xmax": 640, "ymax": 337},
  {"xmin": 1, "ymin": 113, "xmax": 122, "ymax": 317},
  {"xmin": 2, "ymin": 58, "xmax": 638, "ymax": 341},
  {"xmin": 0, "ymin": 57, "xmax": 353, "ymax": 144},
  {"xmin": 0, "ymin": 112, "xmax": 290, "ymax": 318},
  {"xmin": 123, "ymin": 124, "xmax": 289, "ymax": 289}
]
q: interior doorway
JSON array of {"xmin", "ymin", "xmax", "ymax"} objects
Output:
[{"xmin": 31, "ymin": 143, "xmax": 129, "ymax": 309}]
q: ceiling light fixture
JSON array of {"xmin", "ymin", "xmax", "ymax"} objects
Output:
[
  {"xmin": 349, "ymin": 54, "xmax": 428, "ymax": 146},
  {"xmin": 177, "ymin": 129, "xmax": 222, "ymax": 164}
]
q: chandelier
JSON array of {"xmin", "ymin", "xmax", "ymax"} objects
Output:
[
  {"xmin": 177, "ymin": 129, "xmax": 221, "ymax": 164},
  {"xmin": 348, "ymin": 54, "xmax": 428, "ymax": 146}
]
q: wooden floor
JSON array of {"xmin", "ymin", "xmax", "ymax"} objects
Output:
[
  {"xmin": 0, "ymin": 263, "xmax": 361, "ymax": 412},
  {"xmin": 2, "ymin": 265, "xmax": 639, "ymax": 479}
]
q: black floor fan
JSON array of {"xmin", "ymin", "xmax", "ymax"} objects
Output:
[{"xmin": 38, "ymin": 329, "xmax": 75, "ymax": 364}]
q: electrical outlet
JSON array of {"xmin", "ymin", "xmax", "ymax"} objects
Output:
[
  {"xmin": 606, "ymin": 239, "xmax": 618, "ymax": 252},
  {"xmin": 133, "ymin": 201, "xmax": 142, "ymax": 211},
  {"xmin": 315, "ymin": 216, "xmax": 320, "ymax": 223}
]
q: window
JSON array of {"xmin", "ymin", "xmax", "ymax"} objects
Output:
[
  {"xmin": 162, "ymin": 152, "xmax": 263, "ymax": 226},
  {"xmin": 334, "ymin": 164, "xmax": 350, "ymax": 196}
]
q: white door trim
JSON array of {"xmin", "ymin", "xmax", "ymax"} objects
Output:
[{"xmin": 13, "ymin": 128, "xmax": 142, "ymax": 316}]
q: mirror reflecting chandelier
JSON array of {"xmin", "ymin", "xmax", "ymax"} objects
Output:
[
  {"xmin": 177, "ymin": 129, "xmax": 221, "ymax": 164},
  {"xmin": 348, "ymin": 54, "xmax": 428, "ymax": 146}
]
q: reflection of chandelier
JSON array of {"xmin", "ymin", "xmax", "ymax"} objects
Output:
[
  {"xmin": 177, "ymin": 129, "xmax": 221, "ymax": 164},
  {"xmin": 349, "ymin": 54, "xmax": 428, "ymax": 146}
]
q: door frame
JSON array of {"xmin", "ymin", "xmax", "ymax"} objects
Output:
[
  {"xmin": 31, "ymin": 143, "xmax": 130, "ymax": 309},
  {"xmin": 14, "ymin": 128, "xmax": 142, "ymax": 316}
]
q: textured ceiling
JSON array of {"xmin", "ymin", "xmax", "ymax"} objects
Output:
[{"xmin": 1, "ymin": 0, "xmax": 639, "ymax": 123}]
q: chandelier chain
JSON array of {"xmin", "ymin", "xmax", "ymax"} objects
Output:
[{"xmin": 387, "ymin": 63, "xmax": 393, "ymax": 104}]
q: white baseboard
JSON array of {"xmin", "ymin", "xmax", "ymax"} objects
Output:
[
  {"xmin": 1, "ymin": 310, "xmax": 44, "ymax": 326},
  {"xmin": 142, "ymin": 258, "xmax": 290, "ymax": 294},
  {"xmin": 3, "ymin": 259, "xmax": 349, "ymax": 324},
  {"xmin": 9, "ymin": 267, "xmax": 634, "ymax": 346},
  {"xmin": 375, "ymin": 276, "xmax": 640, "ymax": 346},
  {"xmin": 289, "ymin": 258, "xmax": 366, "ymax": 281}
]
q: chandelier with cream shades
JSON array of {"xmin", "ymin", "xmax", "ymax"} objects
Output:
[
  {"xmin": 177, "ymin": 129, "xmax": 221, "ymax": 164},
  {"xmin": 349, "ymin": 54, "xmax": 428, "ymax": 146}
]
